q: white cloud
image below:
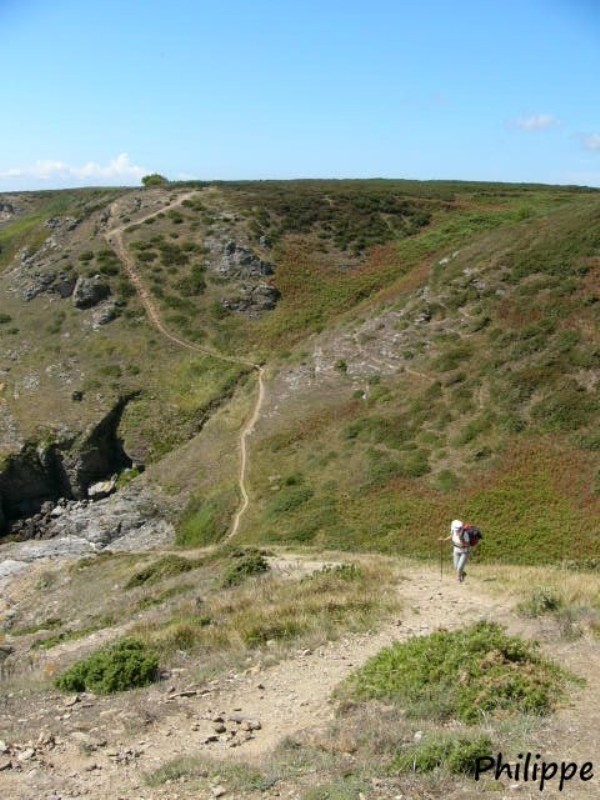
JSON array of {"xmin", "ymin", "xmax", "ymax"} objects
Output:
[
  {"xmin": 581, "ymin": 133, "xmax": 600, "ymax": 151},
  {"xmin": 0, "ymin": 153, "xmax": 147, "ymax": 185},
  {"xmin": 512, "ymin": 114, "xmax": 561, "ymax": 131}
]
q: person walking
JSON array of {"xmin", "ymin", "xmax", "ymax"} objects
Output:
[{"xmin": 439, "ymin": 519, "xmax": 479, "ymax": 583}]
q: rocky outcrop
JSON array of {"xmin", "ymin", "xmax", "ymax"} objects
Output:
[
  {"xmin": 92, "ymin": 301, "xmax": 118, "ymax": 326},
  {"xmin": 0, "ymin": 442, "xmax": 71, "ymax": 520},
  {"xmin": 23, "ymin": 270, "xmax": 78, "ymax": 301},
  {"xmin": 45, "ymin": 216, "xmax": 80, "ymax": 232},
  {"xmin": 222, "ymin": 283, "xmax": 280, "ymax": 317},
  {"xmin": 217, "ymin": 240, "xmax": 274, "ymax": 279},
  {"xmin": 72, "ymin": 276, "xmax": 111, "ymax": 309},
  {"xmin": 0, "ymin": 202, "xmax": 15, "ymax": 223},
  {"xmin": 59, "ymin": 394, "xmax": 135, "ymax": 499},
  {"xmin": 0, "ymin": 486, "xmax": 173, "ymax": 566},
  {"xmin": 0, "ymin": 395, "xmax": 137, "ymax": 536}
]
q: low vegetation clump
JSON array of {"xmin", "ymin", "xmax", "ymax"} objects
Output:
[
  {"xmin": 176, "ymin": 492, "xmax": 238, "ymax": 547},
  {"xmin": 55, "ymin": 638, "xmax": 159, "ymax": 694},
  {"xmin": 517, "ymin": 587, "xmax": 565, "ymax": 617},
  {"xmin": 221, "ymin": 548, "xmax": 271, "ymax": 587},
  {"xmin": 125, "ymin": 555, "xmax": 203, "ymax": 589},
  {"xmin": 339, "ymin": 621, "xmax": 577, "ymax": 723},
  {"xmin": 391, "ymin": 732, "xmax": 493, "ymax": 775}
]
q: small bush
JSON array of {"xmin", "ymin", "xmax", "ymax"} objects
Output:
[
  {"xmin": 221, "ymin": 550, "xmax": 270, "ymax": 587},
  {"xmin": 125, "ymin": 555, "xmax": 202, "ymax": 589},
  {"xmin": 391, "ymin": 733, "xmax": 493, "ymax": 775},
  {"xmin": 55, "ymin": 638, "xmax": 159, "ymax": 694},
  {"xmin": 517, "ymin": 587, "xmax": 564, "ymax": 617},
  {"xmin": 339, "ymin": 621, "xmax": 577, "ymax": 724},
  {"xmin": 267, "ymin": 486, "xmax": 314, "ymax": 515}
]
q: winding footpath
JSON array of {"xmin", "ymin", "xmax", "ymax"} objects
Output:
[{"xmin": 104, "ymin": 191, "xmax": 265, "ymax": 538}]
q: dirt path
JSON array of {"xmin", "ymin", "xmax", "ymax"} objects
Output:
[
  {"xmin": 3, "ymin": 559, "xmax": 597, "ymax": 799},
  {"xmin": 228, "ymin": 365, "xmax": 265, "ymax": 539},
  {"xmin": 104, "ymin": 193, "xmax": 265, "ymax": 538}
]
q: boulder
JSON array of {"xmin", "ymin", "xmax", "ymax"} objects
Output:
[
  {"xmin": 93, "ymin": 302, "xmax": 118, "ymax": 326},
  {"xmin": 87, "ymin": 477, "xmax": 117, "ymax": 500},
  {"xmin": 72, "ymin": 277, "xmax": 111, "ymax": 309}
]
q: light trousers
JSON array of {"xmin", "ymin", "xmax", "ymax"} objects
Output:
[{"xmin": 453, "ymin": 548, "xmax": 471, "ymax": 576}]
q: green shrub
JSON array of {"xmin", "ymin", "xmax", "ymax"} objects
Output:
[
  {"xmin": 391, "ymin": 733, "xmax": 493, "ymax": 775},
  {"xmin": 339, "ymin": 621, "xmax": 577, "ymax": 724},
  {"xmin": 55, "ymin": 638, "xmax": 159, "ymax": 694},
  {"xmin": 518, "ymin": 587, "xmax": 565, "ymax": 617},
  {"xmin": 221, "ymin": 549, "xmax": 270, "ymax": 587},
  {"xmin": 125, "ymin": 555, "xmax": 202, "ymax": 589},
  {"xmin": 531, "ymin": 384, "xmax": 597, "ymax": 432},
  {"xmin": 176, "ymin": 492, "xmax": 236, "ymax": 547},
  {"xmin": 267, "ymin": 486, "xmax": 314, "ymax": 515},
  {"xmin": 142, "ymin": 173, "xmax": 169, "ymax": 186}
]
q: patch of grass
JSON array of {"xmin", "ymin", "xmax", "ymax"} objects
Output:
[
  {"xmin": 176, "ymin": 491, "xmax": 237, "ymax": 547},
  {"xmin": 221, "ymin": 549, "xmax": 271, "ymax": 587},
  {"xmin": 125, "ymin": 555, "xmax": 203, "ymax": 589},
  {"xmin": 338, "ymin": 621, "xmax": 579, "ymax": 724},
  {"xmin": 391, "ymin": 732, "xmax": 493, "ymax": 776},
  {"xmin": 517, "ymin": 587, "xmax": 565, "ymax": 617},
  {"xmin": 301, "ymin": 779, "xmax": 369, "ymax": 800},
  {"xmin": 32, "ymin": 613, "xmax": 117, "ymax": 650},
  {"xmin": 145, "ymin": 754, "xmax": 278, "ymax": 792},
  {"xmin": 267, "ymin": 486, "xmax": 314, "ymax": 515},
  {"xmin": 55, "ymin": 638, "xmax": 159, "ymax": 694},
  {"xmin": 132, "ymin": 559, "xmax": 398, "ymax": 663}
]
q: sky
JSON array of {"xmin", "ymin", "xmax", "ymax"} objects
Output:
[{"xmin": 1, "ymin": 0, "xmax": 599, "ymax": 190}]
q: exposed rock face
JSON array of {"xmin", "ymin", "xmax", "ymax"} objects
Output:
[
  {"xmin": 0, "ymin": 486, "xmax": 174, "ymax": 567},
  {"xmin": 0, "ymin": 442, "xmax": 70, "ymax": 520},
  {"xmin": 59, "ymin": 394, "xmax": 135, "ymax": 499},
  {"xmin": 0, "ymin": 202, "xmax": 15, "ymax": 223},
  {"xmin": 92, "ymin": 301, "xmax": 118, "ymax": 326},
  {"xmin": 222, "ymin": 283, "xmax": 281, "ymax": 317},
  {"xmin": 22, "ymin": 270, "xmax": 78, "ymax": 301},
  {"xmin": 72, "ymin": 277, "xmax": 111, "ymax": 309},
  {"xmin": 218, "ymin": 241, "xmax": 274, "ymax": 279},
  {"xmin": 0, "ymin": 395, "xmax": 136, "ymax": 535},
  {"xmin": 195, "ymin": 234, "xmax": 280, "ymax": 317},
  {"xmin": 45, "ymin": 216, "xmax": 80, "ymax": 232}
]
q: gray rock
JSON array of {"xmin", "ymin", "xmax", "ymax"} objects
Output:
[
  {"xmin": 93, "ymin": 302, "xmax": 118, "ymax": 326},
  {"xmin": 87, "ymin": 477, "xmax": 117, "ymax": 500},
  {"xmin": 72, "ymin": 277, "xmax": 111, "ymax": 309},
  {"xmin": 51, "ymin": 272, "xmax": 78, "ymax": 298}
]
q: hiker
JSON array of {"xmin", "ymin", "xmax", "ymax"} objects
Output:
[{"xmin": 439, "ymin": 519, "xmax": 482, "ymax": 583}]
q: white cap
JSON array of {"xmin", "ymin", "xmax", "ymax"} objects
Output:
[{"xmin": 451, "ymin": 519, "xmax": 463, "ymax": 533}]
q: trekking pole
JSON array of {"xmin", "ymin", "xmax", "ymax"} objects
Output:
[{"xmin": 440, "ymin": 537, "xmax": 443, "ymax": 580}]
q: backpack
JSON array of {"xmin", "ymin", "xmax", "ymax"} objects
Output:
[{"xmin": 462, "ymin": 524, "xmax": 483, "ymax": 546}]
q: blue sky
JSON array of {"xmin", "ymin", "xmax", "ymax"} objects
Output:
[{"xmin": 2, "ymin": 0, "xmax": 599, "ymax": 189}]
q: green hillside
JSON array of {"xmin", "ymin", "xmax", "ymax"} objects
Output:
[{"xmin": 1, "ymin": 179, "xmax": 599, "ymax": 564}]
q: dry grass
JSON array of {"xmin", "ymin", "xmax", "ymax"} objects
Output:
[
  {"xmin": 129, "ymin": 556, "xmax": 400, "ymax": 672},
  {"xmin": 477, "ymin": 562, "xmax": 600, "ymax": 638}
]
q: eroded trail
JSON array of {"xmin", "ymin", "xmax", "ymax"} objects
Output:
[{"xmin": 104, "ymin": 192, "xmax": 265, "ymax": 537}]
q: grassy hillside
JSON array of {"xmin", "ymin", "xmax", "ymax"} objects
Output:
[{"xmin": 1, "ymin": 180, "xmax": 599, "ymax": 563}]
